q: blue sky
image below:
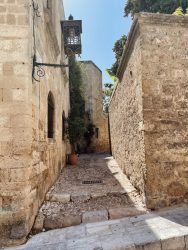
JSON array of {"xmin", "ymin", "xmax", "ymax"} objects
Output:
[{"xmin": 63, "ymin": 0, "xmax": 132, "ymax": 84}]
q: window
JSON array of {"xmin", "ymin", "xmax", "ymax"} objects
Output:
[
  {"xmin": 95, "ymin": 128, "xmax": 99, "ymax": 139},
  {"xmin": 48, "ymin": 92, "xmax": 54, "ymax": 138}
]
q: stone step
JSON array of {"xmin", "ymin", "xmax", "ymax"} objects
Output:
[
  {"xmin": 32, "ymin": 206, "xmax": 146, "ymax": 233},
  {"xmin": 45, "ymin": 189, "xmax": 135, "ymax": 203},
  {"xmin": 6, "ymin": 207, "xmax": 188, "ymax": 250}
]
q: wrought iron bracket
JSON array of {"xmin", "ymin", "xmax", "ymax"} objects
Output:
[{"xmin": 32, "ymin": 55, "xmax": 69, "ymax": 82}]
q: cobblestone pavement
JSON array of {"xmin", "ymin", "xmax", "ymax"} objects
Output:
[
  {"xmin": 48, "ymin": 154, "xmax": 140, "ymax": 197},
  {"xmin": 36, "ymin": 154, "xmax": 147, "ymax": 232},
  {"xmin": 4, "ymin": 206, "xmax": 188, "ymax": 250},
  {"xmin": 41, "ymin": 154, "xmax": 146, "ymax": 215}
]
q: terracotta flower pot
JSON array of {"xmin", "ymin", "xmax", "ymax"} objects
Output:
[{"xmin": 70, "ymin": 154, "xmax": 78, "ymax": 165}]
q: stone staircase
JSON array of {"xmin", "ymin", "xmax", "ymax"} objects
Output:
[
  {"xmin": 33, "ymin": 191, "xmax": 146, "ymax": 233},
  {"xmin": 6, "ymin": 206, "xmax": 188, "ymax": 250}
]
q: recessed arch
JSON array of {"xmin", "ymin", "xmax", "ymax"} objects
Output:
[{"xmin": 48, "ymin": 91, "xmax": 55, "ymax": 139}]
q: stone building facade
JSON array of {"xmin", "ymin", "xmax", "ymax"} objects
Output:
[
  {"xmin": 0, "ymin": 0, "xmax": 70, "ymax": 246},
  {"xmin": 109, "ymin": 13, "xmax": 188, "ymax": 209},
  {"xmin": 79, "ymin": 61, "xmax": 109, "ymax": 153}
]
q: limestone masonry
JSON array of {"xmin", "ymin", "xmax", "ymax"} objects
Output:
[
  {"xmin": 110, "ymin": 13, "xmax": 188, "ymax": 209},
  {"xmin": 80, "ymin": 61, "xmax": 109, "ymax": 153},
  {"xmin": 0, "ymin": 0, "xmax": 70, "ymax": 246}
]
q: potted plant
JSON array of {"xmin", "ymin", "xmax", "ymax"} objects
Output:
[{"xmin": 67, "ymin": 116, "xmax": 85, "ymax": 165}]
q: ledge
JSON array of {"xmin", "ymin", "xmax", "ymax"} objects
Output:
[
  {"xmin": 108, "ymin": 12, "xmax": 188, "ymax": 108},
  {"xmin": 79, "ymin": 60, "xmax": 102, "ymax": 73}
]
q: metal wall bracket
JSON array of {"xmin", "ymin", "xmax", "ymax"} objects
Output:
[{"xmin": 32, "ymin": 55, "xmax": 69, "ymax": 82}]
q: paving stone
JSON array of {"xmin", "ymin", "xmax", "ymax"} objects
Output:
[
  {"xmin": 71, "ymin": 193, "xmax": 91, "ymax": 202},
  {"xmin": 143, "ymin": 216, "xmax": 177, "ymax": 230},
  {"xmin": 44, "ymin": 216, "xmax": 62, "ymax": 230},
  {"xmin": 128, "ymin": 228, "xmax": 159, "ymax": 246},
  {"xmin": 100, "ymin": 233, "xmax": 135, "ymax": 250},
  {"xmin": 62, "ymin": 215, "xmax": 82, "ymax": 228},
  {"xmin": 32, "ymin": 213, "xmax": 45, "ymax": 233},
  {"xmin": 86, "ymin": 224, "xmax": 112, "ymax": 236},
  {"xmin": 44, "ymin": 214, "xmax": 81, "ymax": 230},
  {"xmin": 82, "ymin": 209, "xmax": 109, "ymax": 224},
  {"xmin": 86, "ymin": 219, "xmax": 121, "ymax": 229},
  {"xmin": 120, "ymin": 217, "xmax": 134, "ymax": 229},
  {"xmin": 161, "ymin": 236, "xmax": 186, "ymax": 250},
  {"xmin": 65, "ymin": 225, "xmax": 86, "ymax": 239},
  {"xmin": 45, "ymin": 193, "xmax": 70, "ymax": 203},
  {"xmin": 109, "ymin": 207, "xmax": 145, "ymax": 220},
  {"xmin": 143, "ymin": 241, "xmax": 161, "ymax": 250},
  {"xmin": 154, "ymin": 227, "xmax": 185, "ymax": 240},
  {"xmin": 110, "ymin": 223, "xmax": 126, "ymax": 234},
  {"xmin": 67, "ymin": 235, "xmax": 101, "ymax": 249},
  {"xmin": 26, "ymin": 229, "xmax": 66, "ymax": 247},
  {"xmin": 91, "ymin": 192, "xmax": 107, "ymax": 198}
]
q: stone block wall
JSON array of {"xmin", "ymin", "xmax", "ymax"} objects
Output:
[
  {"xmin": 80, "ymin": 61, "xmax": 109, "ymax": 153},
  {"xmin": 109, "ymin": 28, "xmax": 146, "ymax": 200},
  {"xmin": 0, "ymin": 0, "xmax": 69, "ymax": 246},
  {"xmin": 140, "ymin": 14, "xmax": 188, "ymax": 208},
  {"xmin": 109, "ymin": 13, "xmax": 188, "ymax": 209}
]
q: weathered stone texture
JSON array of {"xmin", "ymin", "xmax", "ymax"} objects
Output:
[
  {"xmin": 109, "ymin": 29, "xmax": 146, "ymax": 200},
  {"xmin": 141, "ymin": 14, "xmax": 188, "ymax": 208},
  {"xmin": 0, "ymin": 0, "xmax": 69, "ymax": 247},
  {"xmin": 80, "ymin": 61, "xmax": 109, "ymax": 153},
  {"xmin": 109, "ymin": 13, "xmax": 188, "ymax": 209}
]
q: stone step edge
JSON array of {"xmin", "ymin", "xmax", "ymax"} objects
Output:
[
  {"xmin": 33, "ymin": 206, "xmax": 147, "ymax": 233},
  {"xmin": 45, "ymin": 189, "xmax": 136, "ymax": 203}
]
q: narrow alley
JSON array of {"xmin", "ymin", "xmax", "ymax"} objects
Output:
[{"xmin": 4, "ymin": 154, "xmax": 188, "ymax": 250}]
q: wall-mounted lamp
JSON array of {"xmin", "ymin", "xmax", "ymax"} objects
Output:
[
  {"xmin": 61, "ymin": 14, "xmax": 82, "ymax": 57},
  {"xmin": 32, "ymin": 11, "xmax": 82, "ymax": 82}
]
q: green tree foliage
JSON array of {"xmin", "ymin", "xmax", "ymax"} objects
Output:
[
  {"xmin": 103, "ymin": 83, "xmax": 114, "ymax": 113},
  {"xmin": 68, "ymin": 57, "xmax": 85, "ymax": 150},
  {"xmin": 107, "ymin": 35, "xmax": 127, "ymax": 78},
  {"xmin": 124, "ymin": 0, "xmax": 188, "ymax": 17}
]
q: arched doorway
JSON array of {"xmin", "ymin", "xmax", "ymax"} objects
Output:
[{"xmin": 48, "ymin": 91, "xmax": 55, "ymax": 138}]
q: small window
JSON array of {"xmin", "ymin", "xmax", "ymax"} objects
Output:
[
  {"xmin": 95, "ymin": 128, "xmax": 99, "ymax": 139},
  {"xmin": 48, "ymin": 92, "xmax": 54, "ymax": 138}
]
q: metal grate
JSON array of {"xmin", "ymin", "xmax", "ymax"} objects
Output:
[{"xmin": 82, "ymin": 180, "xmax": 103, "ymax": 185}]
